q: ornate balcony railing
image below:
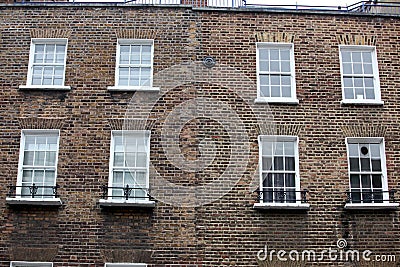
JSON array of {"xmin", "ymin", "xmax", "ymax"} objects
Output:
[
  {"xmin": 346, "ymin": 189, "xmax": 397, "ymax": 204},
  {"xmin": 256, "ymin": 189, "xmax": 309, "ymax": 204},
  {"xmin": 7, "ymin": 184, "xmax": 60, "ymax": 198},
  {"xmin": 101, "ymin": 184, "xmax": 154, "ymax": 201}
]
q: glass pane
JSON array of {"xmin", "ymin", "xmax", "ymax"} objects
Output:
[
  {"xmin": 125, "ymin": 152, "xmax": 136, "ymax": 167},
  {"xmin": 365, "ymin": 77, "xmax": 374, "ymax": 87},
  {"xmin": 343, "ymin": 77, "xmax": 353, "ymax": 88},
  {"xmin": 284, "ymin": 142, "xmax": 294, "ymax": 155},
  {"xmin": 44, "ymin": 45, "xmax": 55, "ymax": 63},
  {"xmin": 270, "ymin": 61, "xmax": 280, "ymax": 72},
  {"xmin": 341, "ymin": 51, "xmax": 351, "ymax": 62},
  {"xmin": 353, "ymin": 63, "xmax": 363, "ymax": 74},
  {"xmin": 355, "ymin": 88, "xmax": 364, "ymax": 99},
  {"xmin": 259, "ymin": 49, "xmax": 269, "ymax": 60},
  {"xmin": 362, "ymin": 52, "xmax": 372, "ymax": 63},
  {"xmin": 372, "ymin": 175, "xmax": 382, "ymax": 188},
  {"xmin": 45, "ymin": 151, "xmax": 57, "ymax": 166},
  {"xmin": 259, "ymin": 61, "xmax": 269, "ymax": 72},
  {"xmin": 112, "ymin": 171, "xmax": 123, "ymax": 185},
  {"xmin": 113, "ymin": 152, "xmax": 124, "ymax": 167},
  {"xmin": 259, "ymin": 75, "xmax": 269, "ymax": 86},
  {"xmin": 365, "ymin": 89, "xmax": 375, "ymax": 100},
  {"xmin": 37, "ymin": 137, "xmax": 47, "ymax": 149},
  {"xmin": 371, "ymin": 159, "xmax": 381, "ymax": 171},
  {"xmin": 33, "ymin": 170, "xmax": 45, "ymax": 184},
  {"xmin": 118, "ymin": 77, "xmax": 128, "ymax": 86},
  {"xmin": 136, "ymin": 171, "xmax": 146, "ymax": 187},
  {"xmin": 136, "ymin": 152, "xmax": 147, "ymax": 168},
  {"xmin": 262, "ymin": 141, "xmax": 273, "ymax": 156},
  {"xmin": 282, "ymin": 86, "xmax": 291, "ymax": 98},
  {"xmin": 285, "ymin": 157, "xmax": 295, "ymax": 171},
  {"xmin": 285, "ymin": 173, "xmax": 295, "ymax": 187},
  {"xmin": 360, "ymin": 158, "xmax": 371, "ymax": 171},
  {"xmin": 281, "ymin": 76, "xmax": 291, "ymax": 86},
  {"xmin": 274, "ymin": 157, "xmax": 284, "ymax": 170},
  {"xmin": 125, "ymin": 171, "xmax": 135, "ymax": 185},
  {"xmin": 262, "ymin": 157, "xmax": 272, "ymax": 171},
  {"xmin": 286, "ymin": 190, "xmax": 296, "ymax": 203},
  {"xmin": 262, "ymin": 173, "xmax": 273, "ymax": 187},
  {"xmin": 343, "ymin": 63, "xmax": 352, "ymax": 74},
  {"xmin": 44, "ymin": 170, "xmax": 55, "ymax": 184},
  {"xmin": 370, "ymin": 144, "xmax": 380, "ymax": 157},
  {"xmin": 23, "ymin": 151, "xmax": 34, "ymax": 165},
  {"xmin": 25, "ymin": 136, "xmax": 35, "ymax": 150},
  {"xmin": 260, "ymin": 86, "xmax": 270, "ymax": 97},
  {"xmin": 351, "ymin": 190, "xmax": 361, "ymax": 203},
  {"xmin": 274, "ymin": 142, "xmax": 284, "ymax": 155},
  {"xmin": 270, "ymin": 49, "xmax": 279, "ymax": 60},
  {"xmin": 349, "ymin": 158, "xmax": 360, "ymax": 172},
  {"xmin": 350, "ymin": 174, "xmax": 360, "ymax": 188},
  {"xmin": 275, "ymin": 173, "xmax": 284, "ymax": 187},
  {"xmin": 364, "ymin": 63, "xmax": 373, "ymax": 74},
  {"xmin": 361, "ymin": 174, "xmax": 371, "ymax": 188},
  {"xmin": 280, "ymin": 50, "xmax": 290, "ymax": 61},
  {"xmin": 348, "ymin": 144, "xmax": 358, "ymax": 157},
  {"xmin": 352, "ymin": 52, "xmax": 362, "ymax": 62},
  {"xmin": 22, "ymin": 170, "xmax": 33, "ymax": 183},
  {"xmin": 354, "ymin": 77, "xmax": 363, "ymax": 87},
  {"xmin": 263, "ymin": 189, "xmax": 273, "ymax": 203},
  {"xmin": 281, "ymin": 61, "xmax": 290, "ymax": 72},
  {"xmin": 344, "ymin": 88, "xmax": 354, "ymax": 99},
  {"xmin": 271, "ymin": 86, "xmax": 280, "ymax": 97},
  {"xmin": 34, "ymin": 151, "xmax": 45, "ymax": 166}
]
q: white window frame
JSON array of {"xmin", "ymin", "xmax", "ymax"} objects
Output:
[
  {"xmin": 105, "ymin": 264, "xmax": 147, "ymax": 267},
  {"xmin": 339, "ymin": 45, "xmax": 382, "ymax": 105},
  {"xmin": 6, "ymin": 129, "xmax": 62, "ymax": 206},
  {"xmin": 254, "ymin": 135, "xmax": 309, "ymax": 210},
  {"xmin": 107, "ymin": 39, "xmax": 159, "ymax": 92},
  {"xmin": 10, "ymin": 261, "xmax": 53, "ymax": 267},
  {"xmin": 345, "ymin": 137, "xmax": 398, "ymax": 209},
  {"xmin": 99, "ymin": 130, "xmax": 154, "ymax": 207},
  {"xmin": 255, "ymin": 42, "xmax": 298, "ymax": 104},
  {"xmin": 19, "ymin": 38, "xmax": 70, "ymax": 91}
]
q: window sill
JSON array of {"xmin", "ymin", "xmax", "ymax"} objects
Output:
[
  {"xmin": 254, "ymin": 98, "xmax": 299, "ymax": 105},
  {"xmin": 107, "ymin": 86, "xmax": 160, "ymax": 92},
  {"xmin": 6, "ymin": 197, "xmax": 62, "ymax": 206},
  {"xmin": 344, "ymin": 203, "xmax": 399, "ymax": 210},
  {"xmin": 19, "ymin": 85, "xmax": 71, "ymax": 91},
  {"xmin": 341, "ymin": 99, "xmax": 384, "ymax": 106},
  {"xmin": 99, "ymin": 199, "xmax": 156, "ymax": 208},
  {"xmin": 253, "ymin": 202, "xmax": 310, "ymax": 210}
]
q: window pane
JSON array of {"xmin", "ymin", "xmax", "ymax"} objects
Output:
[
  {"xmin": 113, "ymin": 152, "xmax": 124, "ymax": 167},
  {"xmin": 371, "ymin": 159, "xmax": 381, "ymax": 171},
  {"xmin": 343, "ymin": 63, "xmax": 352, "ymax": 74},
  {"xmin": 136, "ymin": 152, "xmax": 147, "ymax": 168},
  {"xmin": 270, "ymin": 49, "xmax": 279, "ymax": 60},
  {"xmin": 262, "ymin": 157, "xmax": 272, "ymax": 171},
  {"xmin": 33, "ymin": 170, "xmax": 44, "ymax": 184},
  {"xmin": 353, "ymin": 63, "xmax": 363, "ymax": 74},
  {"xmin": 262, "ymin": 173, "xmax": 273, "ymax": 187},
  {"xmin": 44, "ymin": 45, "xmax": 55, "ymax": 63},
  {"xmin": 344, "ymin": 88, "xmax": 354, "ymax": 99},
  {"xmin": 364, "ymin": 63, "xmax": 373, "ymax": 74},
  {"xmin": 136, "ymin": 171, "xmax": 146, "ymax": 186},
  {"xmin": 360, "ymin": 158, "xmax": 371, "ymax": 171},
  {"xmin": 284, "ymin": 142, "xmax": 294, "ymax": 155},
  {"xmin": 22, "ymin": 170, "xmax": 33, "ymax": 183},
  {"xmin": 23, "ymin": 151, "xmax": 34, "ymax": 165},
  {"xmin": 350, "ymin": 174, "xmax": 360, "ymax": 188},
  {"xmin": 370, "ymin": 143, "xmax": 380, "ymax": 157},
  {"xmin": 273, "ymin": 157, "xmax": 284, "ymax": 170},
  {"xmin": 285, "ymin": 173, "xmax": 295, "ymax": 187},
  {"xmin": 280, "ymin": 50, "xmax": 290, "ymax": 61},
  {"xmin": 285, "ymin": 157, "xmax": 295, "ymax": 171},
  {"xmin": 341, "ymin": 51, "xmax": 351, "ymax": 62},
  {"xmin": 343, "ymin": 77, "xmax": 353, "ymax": 88},
  {"xmin": 352, "ymin": 52, "xmax": 362, "ymax": 62},
  {"xmin": 281, "ymin": 61, "xmax": 290, "ymax": 72},
  {"xmin": 34, "ymin": 151, "xmax": 45, "ymax": 166},
  {"xmin": 361, "ymin": 174, "xmax": 371, "ymax": 188},
  {"xmin": 348, "ymin": 144, "xmax": 358, "ymax": 157},
  {"xmin": 349, "ymin": 158, "xmax": 360, "ymax": 172},
  {"xmin": 270, "ymin": 61, "xmax": 280, "ymax": 72},
  {"xmin": 125, "ymin": 171, "xmax": 135, "ymax": 185},
  {"xmin": 365, "ymin": 89, "xmax": 375, "ymax": 100},
  {"xmin": 259, "ymin": 61, "xmax": 269, "ymax": 72},
  {"xmin": 271, "ymin": 86, "xmax": 280, "ymax": 97},
  {"xmin": 275, "ymin": 173, "xmax": 284, "ymax": 187},
  {"xmin": 112, "ymin": 171, "xmax": 123, "ymax": 185},
  {"xmin": 372, "ymin": 175, "xmax": 382, "ymax": 188},
  {"xmin": 362, "ymin": 52, "xmax": 372, "ymax": 63},
  {"xmin": 259, "ymin": 75, "xmax": 269, "ymax": 86},
  {"xmin": 281, "ymin": 86, "xmax": 291, "ymax": 98},
  {"xmin": 274, "ymin": 142, "xmax": 284, "ymax": 155},
  {"xmin": 44, "ymin": 170, "xmax": 55, "ymax": 184},
  {"xmin": 45, "ymin": 151, "xmax": 57, "ymax": 166}
]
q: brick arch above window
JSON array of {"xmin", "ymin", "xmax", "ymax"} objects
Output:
[
  {"xmin": 17, "ymin": 117, "xmax": 65, "ymax": 130},
  {"xmin": 336, "ymin": 34, "xmax": 377, "ymax": 46},
  {"xmin": 115, "ymin": 29, "xmax": 158, "ymax": 40},
  {"xmin": 341, "ymin": 125, "xmax": 387, "ymax": 138},
  {"xmin": 255, "ymin": 32, "xmax": 295, "ymax": 43},
  {"xmin": 259, "ymin": 123, "xmax": 304, "ymax": 136},
  {"xmin": 30, "ymin": 29, "xmax": 71, "ymax": 39}
]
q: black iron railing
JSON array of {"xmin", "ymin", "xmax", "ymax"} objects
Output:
[
  {"xmin": 346, "ymin": 189, "xmax": 396, "ymax": 204},
  {"xmin": 7, "ymin": 184, "xmax": 60, "ymax": 198},
  {"xmin": 256, "ymin": 189, "xmax": 309, "ymax": 204},
  {"xmin": 101, "ymin": 184, "xmax": 154, "ymax": 201}
]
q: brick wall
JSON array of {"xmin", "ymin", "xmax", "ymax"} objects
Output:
[{"xmin": 0, "ymin": 4, "xmax": 400, "ymax": 267}]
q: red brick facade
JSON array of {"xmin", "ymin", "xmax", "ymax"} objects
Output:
[{"xmin": 0, "ymin": 3, "xmax": 400, "ymax": 267}]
